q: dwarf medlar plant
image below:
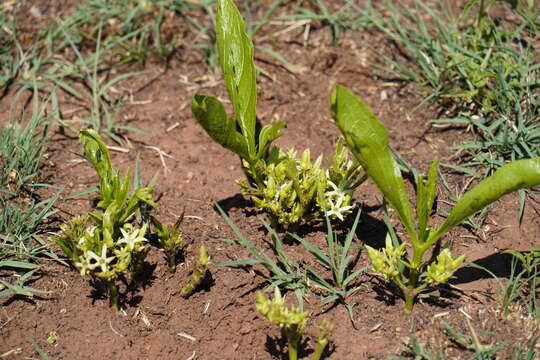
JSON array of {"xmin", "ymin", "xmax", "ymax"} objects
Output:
[
  {"xmin": 52, "ymin": 130, "xmax": 155, "ymax": 309},
  {"xmin": 331, "ymin": 85, "xmax": 540, "ymax": 313},
  {"xmin": 192, "ymin": 0, "xmax": 364, "ymax": 226}
]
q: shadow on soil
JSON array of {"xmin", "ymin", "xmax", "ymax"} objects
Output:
[
  {"xmin": 88, "ymin": 261, "xmax": 157, "ymax": 308},
  {"xmin": 452, "ymin": 252, "xmax": 515, "ymax": 285},
  {"xmin": 265, "ymin": 335, "xmax": 335, "ymax": 360}
]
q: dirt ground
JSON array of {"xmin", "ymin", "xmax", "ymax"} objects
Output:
[{"xmin": 1, "ymin": 1, "xmax": 539, "ymax": 359}]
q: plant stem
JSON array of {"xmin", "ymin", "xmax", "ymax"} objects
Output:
[
  {"xmin": 311, "ymin": 340, "xmax": 327, "ymax": 360},
  {"xmin": 288, "ymin": 338, "xmax": 298, "ymax": 360},
  {"xmin": 108, "ymin": 282, "xmax": 119, "ymax": 310},
  {"xmin": 404, "ymin": 292, "xmax": 415, "ymax": 314},
  {"xmin": 166, "ymin": 252, "xmax": 176, "ymax": 272},
  {"xmin": 402, "ymin": 263, "xmax": 421, "ymax": 313},
  {"xmin": 247, "ymin": 160, "xmax": 265, "ymax": 190}
]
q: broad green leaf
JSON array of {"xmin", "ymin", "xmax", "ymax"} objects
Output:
[
  {"xmin": 192, "ymin": 94, "xmax": 249, "ymax": 159},
  {"xmin": 216, "ymin": 0, "xmax": 257, "ymax": 158},
  {"xmin": 330, "ymin": 85, "xmax": 416, "ymax": 243},
  {"xmin": 428, "ymin": 157, "xmax": 540, "ymax": 247},
  {"xmin": 257, "ymin": 121, "xmax": 286, "ymax": 160},
  {"xmin": 78, "ymin": 129, "xmax": 112, "ymax": 180}
]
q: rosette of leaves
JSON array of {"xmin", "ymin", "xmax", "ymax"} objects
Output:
[
  {"xmin": 52, "ymin": 130, "xmax": 156, "ymax": 309},
  {"xmin": 331, "ymin": 85, "xmax": 540, "ymax": 313},
  {"xmin": 151, "ymin": 215, "xmax": 184, "ymax": 272},
  {"xmin": 192, "ymin": 0, "xmax": 364, "ymax": 226}
]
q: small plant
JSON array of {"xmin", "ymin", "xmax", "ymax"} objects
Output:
[
  {"xmin": 502, "ymin": 247, "xmax": 540, "ymax": 319},
  {"xmin": 52, "ymin": 129, "xmax": 155, "ymax": 309},
  {"xmin": 503, "ymin": 247, "xmax": 540, "ymax": 279},
  {"xmin": 290, "ymin": 209, "xmax": 366, "ymax": 319},
  {"xmin": 256, "ymin": 287, "xmax": 333, "ymax": 360},
  {"xmin": 257, "ymin": 287, "xmax": 308, "ymax": 360},
  {"xmin": 151, "ymin": 215, "xmax": 184, "ymax": 272},
  {"xmin": 181, "ymin": 245, "xmax": 211, "ymax": 298},
  {"xmin": 192, "ymin": 0, "xmax": 364, "ymax": 226},
  {"xmin": 331, "ymin": 85, "xmax": 540, "ymax": 313},
  {"xmin": 216, "ymin": 204, "xmax": 309, "ymax": 310}
]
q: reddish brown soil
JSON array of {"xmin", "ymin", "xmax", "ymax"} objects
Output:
[{"xmin": 1, "ymin": 1, "xmax": 539, "ymax": 359}]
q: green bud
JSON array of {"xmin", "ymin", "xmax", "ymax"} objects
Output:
[
  {"xmin": 366, "ymin": 234, "xmax": 406, "ymax": 280},
  {"xmin": 256, "ymin": 287, "xmax": 308, "ymax": 335},
  {"xmin": 426, "ymin": 249, "xmax": 465, "ymax": 284}
]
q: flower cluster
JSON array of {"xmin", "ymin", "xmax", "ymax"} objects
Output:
[
  {"xmin": 425, "ymin": 249, "xmax": 465, "ymax": 284},
  {"xmin": 365, "ymin": 234, "xmax": 407, "ymax": 281},
  {"xmin": 238, "ymin": 139, "xmax": 363, "ymax": 225},
  {"xmin": 61, "ymin": 218, "xmax": 149, "ymax": 282},
  {"xmin": 256, "ymin": 287, "xmax": 308, "ymax": 337}
]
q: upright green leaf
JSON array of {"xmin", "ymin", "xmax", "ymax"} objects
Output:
[
  {"xmin": 330, "ymin": 85, "xmax": 416, "ymax": 243},
  {"xmin": 428, "ymin": 157, "xmax": 540, "ymax": 246},
  {"xmin": 79, "ymin": 129, "xmax": 112, "ymax": 180},
  {"xmin": 416, "ymin": 157, "xmax": 439, "ymax": 241},
  {"xmin": 192, "ymin": 94, "xmax": 249, "ymax": 159},
  {"xmin": 216, "ymin": 0, "xmax": 257, "ymax": 158},
  {"xmin": 257, "ymin": 121, "xmax": 286, "ymax": 160}
]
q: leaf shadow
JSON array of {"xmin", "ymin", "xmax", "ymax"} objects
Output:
[
  {"xmin": 451, "ymin": 252, "xmax": 516, "ymax": 285},
  {"xmin": 264, "ymin": 335, "xmax": 312, "ymax": 360},
  {"xmin": 353, "ymin": 204, "xmax": 387, "ymax": 250}
]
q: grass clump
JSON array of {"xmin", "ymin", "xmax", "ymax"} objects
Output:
[
  {"xmin": 367, "ymin": 0, "xmax": 540, "ymax": 174},
  {"xmin": 216, "ymin": 203, "xmax": 366, "ymax": 314},
  {"xmin": 0, "ymin": 91, "xmax": 59, "ymax": 298},
  {"xmin": 46, "ymin": 0, "xmax": 202, "ymax": 62}
]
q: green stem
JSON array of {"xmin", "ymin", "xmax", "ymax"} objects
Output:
[
  {"xmin": 288, "ymin": 337, "xmax": 298, "ymax": 360},
  {"xmin": 247, "ymin": 160, "xmax": 265, "ymax": 190},
  {"xmin": 311, "ymin": 340, "xmax": 327, "ymax": 360},
  {"xmin": 166, "ymin": 252, "xmax": 177, "ymax": 272},
  {"xmin": 404, "ymin": 292, "xmax": 415, "ymax": 314},
  {"xmin": 403, "ymin": 266, "xmax": 421, "ymax": 314},
  {"xmin": 108, "ymin": 282, "xmax": 119, "ymax": 310}
]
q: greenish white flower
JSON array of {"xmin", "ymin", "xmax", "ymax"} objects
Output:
[
  {"xmin": 118, "ymin": 223, "xmax": 148, "ymax": 252},
  {"xmin": 426, "ymin": 249, "xmax": 465, "ymax": 284},
  {"xmin": 366, "ymin": 234, "xmax": 406, "ymax": 280},
  {"xmin": 74, "ymin": 253, "xmax": 98, "ymax": 275},
  {"xmin": 324, "ymin": 180, "xmax": 353, "ymax": 221},
  {"xmin": 87, "ymin": 244, "xmax": 115, "ymax": 274}
]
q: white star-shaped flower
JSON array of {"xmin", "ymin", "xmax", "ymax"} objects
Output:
[
  {"xmin": 74, "ymin": 254, "xmax": 98, "ymax": 275},
  {"xmin": 324, "ymin": 180, "xmax": 353, "ymax": 221},
  {"xmin": 86, "ymin": 244, "xmax": 115, "ymax": 273},
  {"xmin": 117, "ymin": 225, "xmax": 147, "ymax": 252}
]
